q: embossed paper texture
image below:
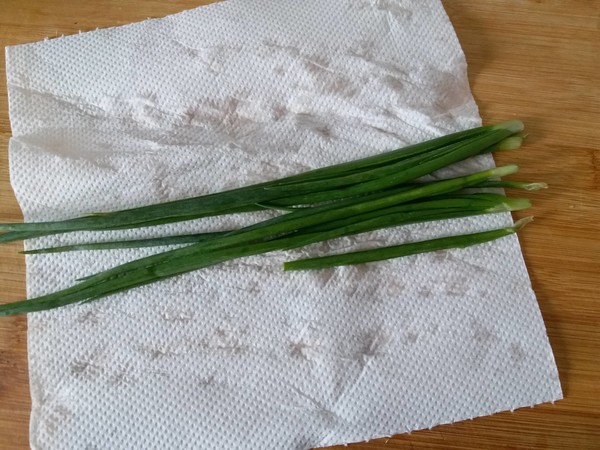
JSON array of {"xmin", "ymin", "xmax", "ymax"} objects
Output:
[{"xmin": 5, "ymin": 0, "xmax": 562, "ymax": 448}]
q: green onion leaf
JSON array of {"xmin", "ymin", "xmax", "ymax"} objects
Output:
[{"xmin": 283, "ymin": 217, "xmax": 533, "ymax": 271}]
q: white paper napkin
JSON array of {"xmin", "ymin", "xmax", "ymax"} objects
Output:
[{"xmin": 5, "ymin": 0, "xmax": 562, "ymax": 448}]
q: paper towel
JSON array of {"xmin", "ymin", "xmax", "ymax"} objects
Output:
[{"xmin": 4, "ymin": 0, "xmax": 562, "ymax": 448}]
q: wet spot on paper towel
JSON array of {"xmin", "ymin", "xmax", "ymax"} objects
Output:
[
  {"xmin": 264, "ymin": 38, "xmax": 360, "ymax": 98},
  {"xmin": 343, "ymin": 278, "xmax": 380, "ymax": 301},
  {"xmin": 70, "ymin": 358, "xmax": 102, "ymax": 380},
  {"xmin": 70, "ymin": 346, "xmax": 108, "ymax": 381},
  {"xmin": 231, "ymin": 281, "xmax": 262, "ymax": 295},
  {"xmin": 197, "ymin": 374, "xmax": 217, "ymax": 387},
  {"xmin": 137, "ymin": 345, "xmax": 180, "ymax": 361},
  {"xmin": 511, "ymin": 343, "xmax": 527, "ymax": 364},
  {"xmin": 326, "ymin": 75, "xmax": 359, "ymax": 98},
  {"xmin": 294, "ymin": 113, "xmax": 332, "ymax": 139},
  {"xmin": 77, "ymin": 309, "xmax": 103, "ymax": 324},
  {"xmin": 44, "ymin": 404, "xmax": 73, "ymax": 436},
  {"xmin": 183, "ymin": 97, "xmax": 243, "ymax": 127},
  {"xmin": 348, "ymin": 41, "xmax": 410, "ymax": 78},
  {"xmin": 348, "ymin": 38, "xmax": 377, "ymax": 60},
  {"xmin": 341, "ymin": 263, "xmax": 391, "ymax": 301},
  {"xmin": 468, "ymin": 320, "xmax": 498, "ymax": 367},
  {"xmin": 434, "ymin": 250, "xmax": 491, "ymax": 274},
  {"xmin": 315, "ymin": 267, "xmax": 336, "ymax": 288},
  {"xmin": 262, "ymin": 38, "xmax": 302, "ymax": 57},
  {"xmin": 472, "ymin": 320, "xmax": 495, "ymax": 343},
  {"xmin": 194, "ymin": 327, "xmax": 249, "ymax": 356},
  {"xmin": 288, "ymin": 322, "xmax": 325, "ymax": 362},
  {"xmin": 125, "ymin": 92, "xmax": 171, "ymax": 128},
  {"xmin": 355, "ymin": 0, "xmax": 414, "ymax": 20},
  {"xmin": 161, "ymin": 309, "xmax": 195, "ymax": 323},
  {"xmin": 383, "ymin": 74, "xmax": 405, "ymax": 92},
  {"xmin": 271, "ymin": 103, "xmax": 288, "ymax": 120},
  {"xmin": 180, "ymin": 95, "xmax": 262, "ymax": 141},
  {"xmin": 433, "ymin": 249, "xmax": 451, "ymax": 263},
  {"xmin": 404, "ymin": 331, "xmax": 419, "ymax": 345},
  {"xmin": 111, "ymin": 364, "xmax": 138, "ymax": 386},
  {"xmin": 445, "ymin": 276, "xmax": 470, "ymax": 297},
  {"xmin": 303, "ymin": 57, "xmax": 358, "ymax": 98},
  {"xmin": 385, "ymin": 278, "xmax": 406, "ymax": 296},
  {"xmin": 418, "ymin": 286, "xmax": 434, "ymax": 298},
  {"xmin": 354, "ymin": 330, "xmax": 390, "ymax": 365},
  {"xmin": 273, "ymin": 65, "xmax": 288, "ymax": 76},
  {"xmin": 289, "ymin": 340, "xmax": 319, "ymax": 361}
]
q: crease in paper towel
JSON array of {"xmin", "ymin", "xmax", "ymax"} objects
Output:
[{"xmin": 4, "ymin": 0, "xmax": 561, "ymax": 448}]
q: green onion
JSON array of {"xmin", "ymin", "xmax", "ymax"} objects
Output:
[
  {"xmin": 0, "ymin": 192, "xmax": 529, "ymax": 317},
  {"xmin": 21, "ymin": 231, "xmax": 230, "ymax": 254},
  {"xmin": 22, "ymin": 194, "xmax": 530, "ymax": 254},
  {"xmin": 0, "ymin": 120, "xmax": 543, "ymax": 317},
  {"xmin": 284, "ymin": 217, "xmax": 533, "ymax": 271},
  {"xmin": 63, "ymin": 165, "xmax": 521, "ymax": 287},
  {"xmin": 0, "ymin": 121, "xmax": 523, "ymax": 242}
]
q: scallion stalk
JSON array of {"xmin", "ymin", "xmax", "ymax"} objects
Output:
[
  {"xmin": 0, "ymin": 194, "xmax": 529, "ymax": 317},
  {"xmin": 0, "ymin": 121, "xmax": 523, "ymax": 242},
  {"xmin": 283, "ymin": 217, "xmax": 533, "ymax": 271},
  {"xmin": 22, "ymin": 194, "xmax": 530, "ymax": 254},
  {"xmin": 0, "ymin": 119, "xmax": 544, "ymax": 317},
  {"xmin": 21, "ymin": 231, "xmax": 229, "ymax": 254}
]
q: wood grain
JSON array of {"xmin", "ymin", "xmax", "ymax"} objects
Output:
[{"xmin": 1, "ymin": 1, "xmax": 598, "ymax": 448}]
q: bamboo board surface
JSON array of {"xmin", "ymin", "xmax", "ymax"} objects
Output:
[{"xmin": 1, "ymin": 1, "xmax": 598, "ymax": 448}]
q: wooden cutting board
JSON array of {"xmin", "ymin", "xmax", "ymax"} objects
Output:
[{"xmin": 1, "ymin": 1, "xmax": 598, "ymax": 448}]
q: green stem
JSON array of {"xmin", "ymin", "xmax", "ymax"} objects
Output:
[
  {"xmin": 23, "ymin": 194, "xmax": 531, "ymax": 254},
  {"xmin": 476, "ymin": 181, "xmax": 548, "ymax": 191},
  {"xmin": 0, "ymin": 121, "xmax": 523, "ymax": 241},
  {"xmin": 284, "ymin": 217, "xmax": 533, "ymax": 271},
  {"xmin": 265, "ymin": 129, "xmax": 515, "ymax": 199},
  {"xmin": 42, "ymin": 164, "xmax": 521, "ymax": 287},
  {"xmin": 21, "ymin": 231, "xmax": 229, "ymax": 254},
  {"xmin": 0, "ymin": 193, "xmax": 526, "ymax": 317}
]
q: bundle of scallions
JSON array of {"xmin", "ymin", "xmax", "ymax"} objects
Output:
[{"xmin": 0, "ymin": 119, "xmax": 545, "ymax": 317}]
